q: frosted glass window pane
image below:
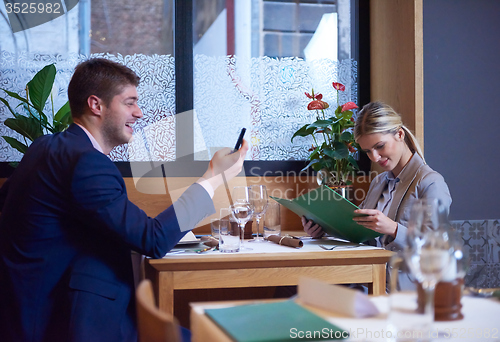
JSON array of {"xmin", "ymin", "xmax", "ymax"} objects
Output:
[
  {"xmin": 0, "ymin": 52, "xmax": 176, "ymax": 162},
  {"xmin": 194, "ymin": 56, "xmax": 357, "ymax": 161},
  {"xmin": 0, "ymin": 0, "xmax": 176, "ymax": 163},
  {"xmin": 193, "ymin": 0, "xmax": 356, "ymax": 161}
]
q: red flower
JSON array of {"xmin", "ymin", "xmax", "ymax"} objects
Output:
[
  {"xmin": 345, "ymin": 142, "xmax": 356, "ymax": 153},
  {"xmin": 308, "ymin": 100, "xmax": 329, "ymax": 110},
  {"xmin": 341, "ymin": 101, "xmax": 358, "ymax": 112},
  {"xmin": 305, "ymin": 92, "xmax": 323, "ymax": 101},
  {"xmin": 332, "ymin": 82, "xmax": 345, "ymax": 91}
]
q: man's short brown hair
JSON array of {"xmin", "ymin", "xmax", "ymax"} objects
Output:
[{"xmin": 68, "ymin": 58, "xmax": 140, "ymax": 118}]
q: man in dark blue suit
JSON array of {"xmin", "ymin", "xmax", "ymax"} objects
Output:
[{"xmin": 0, "ymin": 58, "xmax": 248, "ymax": 342}]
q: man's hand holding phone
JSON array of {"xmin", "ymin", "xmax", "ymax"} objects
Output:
[{"xmin": 201, "ymin": 129, "xmax": 248, "ymax": 190}]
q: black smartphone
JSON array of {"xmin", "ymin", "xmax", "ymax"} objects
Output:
[{"xmin": 233, "ymin": 128, "xmax": 246, "ymax": 152}]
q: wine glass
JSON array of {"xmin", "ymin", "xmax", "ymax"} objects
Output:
[
  {"xmin": 404, "ymin": 199, "xmax": 454, "ymax": 332},
  {"xmin": 230, "ymin": 186, "xmax": 254, "ymax": 251},
  {"xmin": 248, "ymin": 185, "xmax": 268, "ymax": 243}
]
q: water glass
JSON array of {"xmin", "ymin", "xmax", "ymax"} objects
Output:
[
  {"xmin": 219, "ymin": 212, "xmax": 240, "ymax": 253},
  {"xmin": 263, "ymin": 201, "xmax": 281, "ymax": 238},
  {"xmin": 210, "ymin": 219, "xmax": 220, "ymax": 239}
]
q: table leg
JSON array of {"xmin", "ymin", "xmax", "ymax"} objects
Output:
[
  {"xmin": 157, "ymin": 271, "xmax": 175, "ymax": 315},
  {"xmin": 368, "ymin": 264, "xmax": 387, "ymax": 295}
]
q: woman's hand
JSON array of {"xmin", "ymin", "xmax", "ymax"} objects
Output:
[
  {"xmin": 301, "ymin": 216, "xmax": 325, "ymax": 238},
  {"xmin": 353, "ymin": 209, "xmax": 398, "ymax": 237}
]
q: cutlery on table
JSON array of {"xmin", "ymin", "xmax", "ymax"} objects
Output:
[{"xmin": 319, "ymin": 245, "xmax": 361, "ymax": 250}]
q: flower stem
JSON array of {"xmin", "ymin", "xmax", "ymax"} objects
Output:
[
  {"xmin": 312, "ymin": 134, "xmax": 320, "ymax": 150},
  {"xmin": 317, "ymin": 109, "xmax": 330, "ymax": 146}
]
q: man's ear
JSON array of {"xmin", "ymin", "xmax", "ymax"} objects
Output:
[{"xmin": 87, "ymin": 95, "xmax": 104, "ymax": 116}]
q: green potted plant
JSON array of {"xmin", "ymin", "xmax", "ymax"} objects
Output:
[
  {"xmin": 291, "ymin": 82, "xmax": 359, "ymax": 191},
  {"xmin": 0, "ymin": 63, "xmax": 72, "ymax": 160}
]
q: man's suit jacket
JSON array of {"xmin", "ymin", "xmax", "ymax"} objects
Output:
[{"xmin": 0, "ymin": 124, "xmax": 214, "ymax": 342}]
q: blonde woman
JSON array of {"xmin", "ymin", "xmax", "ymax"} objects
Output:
[{"xmin": 303, "ymin": 101, "xmax": 452, "ymax": 255}]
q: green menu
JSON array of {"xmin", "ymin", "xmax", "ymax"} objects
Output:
[
  {"xmin": 205, "ymin": 300, "xmax": 348, "ymax": 342},
  {"xmin": 271, "ymin": 185, "xmax": 381, "ymax": 243}
]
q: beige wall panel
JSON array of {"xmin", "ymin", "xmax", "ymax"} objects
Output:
[
  {"xmin": 125, "ymin": 175, "xmax": 372, "ymax": 234},
  {"xmin": 370, "ymin": 0, "xmax": 424, "ymax": 151}
]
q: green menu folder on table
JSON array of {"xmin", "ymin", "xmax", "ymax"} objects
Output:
[
  {"xmin": 205, "ymin": 300, "xmax": 348, "ymax": 342},
  {"xmin": 271, "ymin": 185, "xmax": 382, "ymax": 243}
]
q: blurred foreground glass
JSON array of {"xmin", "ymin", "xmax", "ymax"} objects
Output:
[
  {"xmin": 387, "ymin": 252, "xmax": 434, "ymax": 342},
  {"xmin": 219, "ymin": 208, "xmax": 240, "ymax": 253},
  {"xmin": 387, "ymin": 199, "xmax": 454, "ymax": 341},
  {"xmin": 263, "ymin": 202, "xmax": 281, "ymax": 239},
  {"xmin": 417, "ymin": 227, "xmax": 467, "ymax": 321}
]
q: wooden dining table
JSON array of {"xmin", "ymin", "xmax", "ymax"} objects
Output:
[
  {"xmin": 189, "ymin": 295, "xmax": 500, "ymax": 342},
  {"xmin": 143, "ymin": 236, "xmax": 393, "ymax": 316}
]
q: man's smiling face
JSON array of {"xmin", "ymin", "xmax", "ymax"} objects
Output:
[{"xmin": 101, "ymin": 84, "xmax": 143, "ymax": 150}]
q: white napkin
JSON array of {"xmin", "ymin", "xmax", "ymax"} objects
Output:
[
  {"xmin": 178, "ymin": 231, "xmax": 198, "ymax": 243},
  {"xmin": 297, "ymin": 277, "xmax": 380, "ymax": 318}
]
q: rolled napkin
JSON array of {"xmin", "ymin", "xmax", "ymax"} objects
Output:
[
  {"xmin": 200, "ymin": 236, "xmax": 219, "ymax": 248},
  {"xmin": 297, "ymin": 277, "xmax": 379, "ymax": 318},
  {"xmin": 267, "ymin": 234, "xmax": 303, "ymax": 248}
]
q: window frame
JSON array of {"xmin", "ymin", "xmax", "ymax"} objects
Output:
[{"xmin": 0, "ymin": 0, "xmax": 369, "ymax": 178}]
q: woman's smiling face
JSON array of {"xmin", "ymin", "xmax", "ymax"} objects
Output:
[{"xmin": 357, "ymin": 129, "xmax": 409, "ymax": 176}]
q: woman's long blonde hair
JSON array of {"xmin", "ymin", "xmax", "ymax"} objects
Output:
[{"xmin": 353, "ymin": 101, "xmax": 425, "ymax": 162}]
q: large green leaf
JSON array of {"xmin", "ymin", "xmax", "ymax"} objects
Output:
[
  {"xmin": 340, "ymin": 131, "xmax": 353, "ymax": 142},
  {"xmin": 308, "ymin": 145, "xmax": 321, "ymax": 160},
  {"xmin": 4, "ymin": 116, "xmax": 44, "ymax": 142},
  {"xmin": 316, "ymin": 127, "xmax": 332, "ymax": 134},
  {"xmin": 23, "ymin": 104, "xmax": 48, "ymax": 128},
  {"xmin": 301, "ymin": 158, "xmax": 321, "ymax": 172},
  {"xmin": 341, "ymin": 110, "xmax": 353, "ymax": 121},
  {"xmin": 327, "ymin": 116, "xmax": 341, "ymax": 122},
  {"xmin": 54, "ymin": 101, "xmax": 71, "ymax": 124},
  {"xmin": 0, "ymin": 97, "xmax": 18, "ymax": 117},
  {"xmin": 1, "ymin": 88, "xmax": 29, "ymax": 105},
  {"xmin": 291, "ymin": 124, "xmax": 316, "ymax": 142},
  {"xmin": 347, "ymin": 155, "xmax": 359, "ymax": 170},
  {"xmin": 329, "ymin": 122, "xmax": 341, "ymax": 138},
  {"xmin": 334, "ymin": 105, "xmax": 342, "ymax": 115},
  {"xmin": 307, "ymin": 119, "xmax": 333, "ymax": 129},
  {"xmin": 323, "ymin": 142, "xmax": 349, "ymax": 160},
  {"xmin": 343, "ymin": 122, "xmax": 355, "ymax": 129},
  {"xmin": 334, "ymin": 141, "xmax": 349, "ymax": 158},
  {"xmin": 1, "ymin": 136, "xmax": 29, "ymax": 154},
  {"xmin": 27, "ymin": 64, "xmax": 56, "ymax": 112}
]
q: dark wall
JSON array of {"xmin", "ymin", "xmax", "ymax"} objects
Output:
[{"xmin": 423, "ymin": 0, "xmax": 500, "ymax": 220}]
